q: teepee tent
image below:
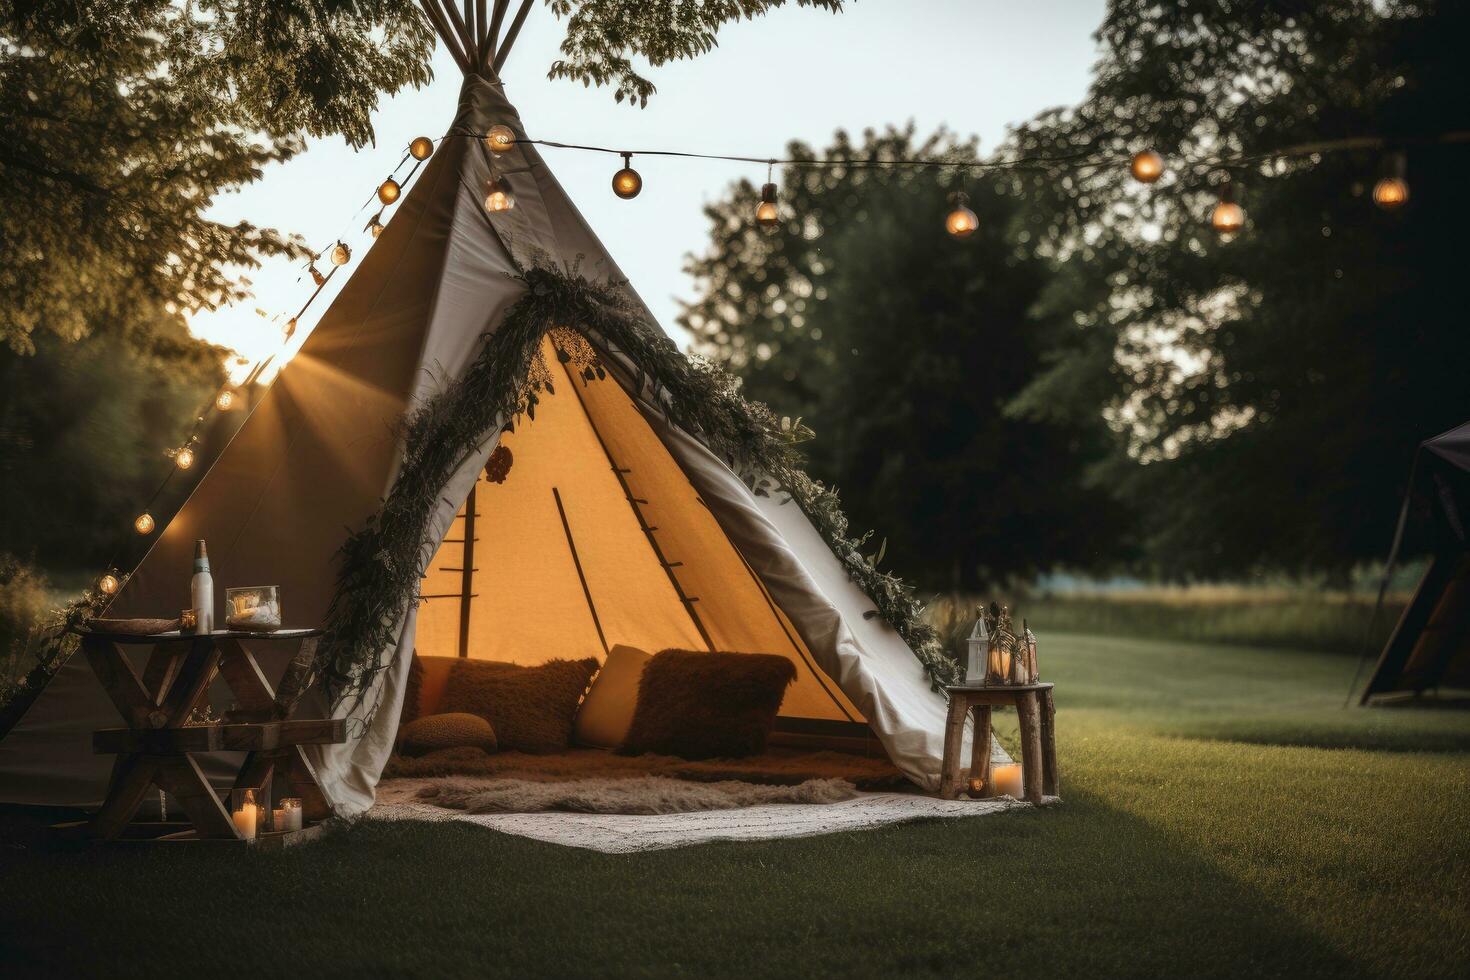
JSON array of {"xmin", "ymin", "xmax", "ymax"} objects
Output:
[
  {"xmin": 0, "ymin": 2, "xmax": 968, "ymax": 815},
  {"xmin": 1359, "ymin": 421, "xmax": 1470, "ymax": 703}
]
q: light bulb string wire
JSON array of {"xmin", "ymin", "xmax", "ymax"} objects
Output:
[{"xmin": 98, "ymin": 137, "xmax": 434, "ymax": 589}]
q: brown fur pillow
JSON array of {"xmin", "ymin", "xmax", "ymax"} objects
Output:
[
  {"xmin": 441, "ymin": 657, "xmax": 599, "ymax": 754},
  {"xmin": 398, "ymin": 713, "xmax": 497, "ymax": 756},
  {"xmin": 620, "ymin": 650, "xmax": 796, "ymax": 759}
]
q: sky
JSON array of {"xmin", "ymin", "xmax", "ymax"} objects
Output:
[{"xmin": 194, "ymin": 0, "xmax": 1107, "ymax": 379}]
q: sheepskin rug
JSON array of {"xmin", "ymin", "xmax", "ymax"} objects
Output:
[{"xmin": 396, "ymin": 775, "xmax": 858, "ymax": 814}]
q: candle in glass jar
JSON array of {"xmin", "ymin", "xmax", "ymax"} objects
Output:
[
  {"xmin": 272, "ymin": 808, "xmax": 287, "ymax": 830},
  {"xmin": 232, "ymin": 802, "xmax": 258, "ymax": 840},
  {"xmin": 993, "ymin": 762, "xmax": 1023, "ymax": 798}
]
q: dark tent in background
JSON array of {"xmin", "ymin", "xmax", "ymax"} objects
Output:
[{"xmin": 1360, "ymin": 421, "xmax": 1470, "ymax": 703}]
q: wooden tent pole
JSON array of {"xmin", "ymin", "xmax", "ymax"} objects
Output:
[
  {"xmin": 486, "ymin": 0, "xmax": 510, "ymax": 70},
  {"xmin": 493, "ymin": 0, "xmax": 535, "ymax": 75},
  {"xmin": 475, "ymin": 0, "xmax": 490, "ymax": 69},
  {"xmin": 438, "ymin": 0, "xmax": 478, "ymax": 68},
  {"xmin": 457, "ymin": 484, "xmax": 477, "ymax": 658},
  {"xmin": 417, "ymin": 0, "xmax": 472, "ymax": 73},
  {"xmin": 552, "ymin": 487, "xmax": 610, "ymax": 656}
]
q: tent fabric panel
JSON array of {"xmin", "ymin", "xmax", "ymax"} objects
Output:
[{"xmin": 569, "ymin": 365, "xmax": 862, "ymax": 723}]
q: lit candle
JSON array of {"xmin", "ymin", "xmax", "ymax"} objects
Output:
[
  {"xmin": 992, "ymin": 762, "xmax": 1024, "ymax": 798},
  {"xmin": 232, "ymin": 801, "xmax": 258, "ymax": 840}
]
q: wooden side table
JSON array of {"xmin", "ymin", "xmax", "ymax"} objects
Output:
[
  {"xmin": 75, "ymin": 628, "xmax": 343, "ymax": 843},
  {"xmin": 940, "ymin": 682, "xmax": 1058, "ymax": 804}
]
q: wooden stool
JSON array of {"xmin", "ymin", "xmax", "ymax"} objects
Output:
[{"xmin": 940, "ymin": 683, "xmax": 1057, "ymax": 804}]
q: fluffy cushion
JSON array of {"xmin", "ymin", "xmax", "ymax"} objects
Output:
[
  {"xmin": 441, "ymin": 657, "xmax": 599, "ymax": 754},
  {"xmin": 573, "ymin": 644, "xmax": 652, "ymax": 748},
  {"xmin": 398, "ymin": 713, "xmax": 497, "ymax": 757},
  {"xmin": 620, "ymin": 650, "xmax": 796, "ymax": 759}
]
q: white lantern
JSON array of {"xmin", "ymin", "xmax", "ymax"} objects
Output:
[{"xmin": 965, "ymin": 616, "xmax": 989, "ymax": 684}]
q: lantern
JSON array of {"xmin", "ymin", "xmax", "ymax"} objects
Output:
[
  {"xmin": 965, "ymin": 615, "xmax": 989, "ymax": 684},
  {"xmin": 982, "ymin": 602, "xmax": 1020, "ymax": 685}
]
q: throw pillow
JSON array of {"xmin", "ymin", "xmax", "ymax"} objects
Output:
[
  {"xmin": 442, "ymin": 657, "xmax": 600, "ymax": 754},
  {"xmin": 397, "ymin": 712, "xmax": 498, "ymax": 756},
  {"xmin": 573, "ymin": 644, "xmax": 653, "ymax": 748},
  {"xmin": 620, "ymin": 650, "xmax": 796, "ymax": 759}
]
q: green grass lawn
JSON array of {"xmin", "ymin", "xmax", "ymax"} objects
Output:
[{"xmin": 2, "ymin": 634, "xmax": 1467, "ymax": 978}]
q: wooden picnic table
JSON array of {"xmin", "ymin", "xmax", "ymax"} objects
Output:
[{"xmin": 74, "ymin": 627, "xmax": 342, "ymax": 843}]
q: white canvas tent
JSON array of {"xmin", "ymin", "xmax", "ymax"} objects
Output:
[{"xmin": 0, "ymin": 3, "xmax": 967, "ymax": 816}]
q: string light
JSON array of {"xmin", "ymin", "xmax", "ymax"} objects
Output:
[
  {"xmin": 484, "ymin": 175, "xmax": 515, "ymax": 212},
  {"xmin": 367, "ymin": 212, "xmax": 386, "ymax": 238},
  {"xmin": 310, "ymin": 263, "xmax": 326, "ymax": 287},
  {"xmin": 1373, "ymin": 152, "xmax": 1409, "ymax": 210},
  {"xmin": 485, "ymin": 125, "xmax": 516, "ymax": 155},
  {"xmin": 98, "ymin": 572, "xmax": 120, "ymax": 596},
  {"xmin": 133, "ymin": 512, "xmax": 155, "ymax": 535},
  {"xmin": 756, "ymin": 182, "xmax": 780, "ymax": 229},
  {"xmin": 1130, "ymin": 149, "xmax": 1165, "ymax": 184},
  {"xmin": 330, "ymin": 241, "xmax": 351, "ymax": 266},
  {"xmin": 215, "ymin": 388, "xmax": 237, "ymax": 412},
  {"xmin": 410, "ymin": 136, "xmax": 435, "ymax": 161},
  {"xmin": 1211, "ymin": 181, "xmax": 1245, "ymax": 234},
  {"xmin": 378, "ymin": 177, "xmax": 401, "ymax": 205},
  {"xmin": 945, "ymin": 191, "xmax": 979, "ymax": 238},
  {"xmin": 283, "ymin": 317, "xmax": 298, "ymax": 341},
  {"xmin": 174, "ymin": 446, "xmax": 195, "ymax": 470},
  {"xmin": 611, "ymin": 153, "xmax": 642, "ymax": 199}
]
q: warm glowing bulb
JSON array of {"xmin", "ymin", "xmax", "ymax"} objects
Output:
[
  {"xmin": 409, "ymin": 136, "xmax": 434, "ymax": 161},
  {"xmin": 369, "ymin": 215, "xmax": 385, "ymax": 238},
  {"xmin": 98, "ymin": 573, "xmax": 120, "ymax": 595},
  {"xmin": 946, "ymin": 203, "xmax": 979, "ymax": 238},
  {"xmin": 485, "ymin": 125, "xmax": 516, "ymax": 155},
  {"xmin": 215, "ymin": 389, "xmax": 236, "ymax": 411},
  {"xmin": 1211, "ymin": 200, "xmax": 1245, "ymax": 234},
  {"xmin": 756, "ymin": 183, "xmax": 780, "ymax": 229},
  {"xmin": 378, "ymin": 177, "xmax": 401, "ymax": 205},
  {"xmin": 1130, "ymin": 150, "xmax": 1165, "ymax": 184},
  {"xmin": 484, "ymin": 176, "xmax": 515, "ymax": 212},
  {"xmin": 1373, "ymin": 176, "xmax": 1409, "ymax": 210},
  {"xmin": 283, "ymin": 317, "xmax": 297, "ymax": 340},
  {"xmin": 134, "ymin": 512, "xmax": 155, "ymax": 535},
  {"xmin": 612, "ymin": 155, "xmax": 642, "ymax": 199},
  {"xmin": 175, "ymin": 447, "xmax": 195, "ymax": 470},
  {"xmin": 330, "ymin": 241, "xmax": 351, "ymax": 266}
]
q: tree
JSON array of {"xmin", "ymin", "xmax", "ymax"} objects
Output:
[
  {"xmin": 682, "ymin": 128, "xmax": 1131, "ymax": 589},
  {"xmin": 1005, "ymin": 0, "xmax": 1470, "ymax": 577}
]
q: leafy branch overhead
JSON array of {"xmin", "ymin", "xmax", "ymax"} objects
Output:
[{"xmin": 547, "ymin": 0, "xmax": 844, "ymax": 106}]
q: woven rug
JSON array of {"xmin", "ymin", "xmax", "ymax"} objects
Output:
[{"xmin": 369, "ymin": 778, "xmax": 1044, "ymax": 853}]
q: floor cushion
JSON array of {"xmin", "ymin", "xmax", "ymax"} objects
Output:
[
  {"xmin": 620, "ymin": 650, "xmax": 796, "ymax": 759},
  {"xmin": 398, "ymin": 712, "xmax": 498, "ymax": 757},
  {"xmin": 573, "ymin": 644, "xmax": 652, "ymax": 748},
  {"xmin": 442, "ymin": 657, "xmax": 600, "ymax": 754}
]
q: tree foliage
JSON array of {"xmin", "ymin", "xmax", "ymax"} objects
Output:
[
  {"xmin": 547, "ymin": 0, "xmax": 842, "ymax": 106},
  {"xmin": 1004, "ymin": 0, "xmax": 1470, "ymax": 577},
  {"xmin": 682, "ymin": 129, "xmax": 1131, "ymax": 589}
]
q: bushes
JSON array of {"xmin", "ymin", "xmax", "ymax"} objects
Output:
[{"xmin": 0, "ymin": 554, "xmax": 50, "ymax": 695}]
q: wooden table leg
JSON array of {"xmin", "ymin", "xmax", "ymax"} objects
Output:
[
  {"xmin": 968, "ymin": 704, "xmax": 992, "ymax": 796},
  {"xmin": 90, "ymin": 754, "xmax": 160, "ymax": 840},
  {"xmin": 1039, "ymin": 688, "xmax": 1059, "ymax": 797},
  {"xmin": 939, "ymin": 694, "xmax": 967, "ymax": 798},
  {"xmin": 155, "ymin": 755, "xmax": 238, "ymax": 839},
  {"xmin": 1016, "ymin": 691, "xmax": 1044, "ymax": 805}
]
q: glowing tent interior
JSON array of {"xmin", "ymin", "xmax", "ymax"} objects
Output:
[{"xmin": 0, "ymin": 1, "xmax": 974, "ymax": 816}]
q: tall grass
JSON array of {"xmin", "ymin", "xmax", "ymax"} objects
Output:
[{"xmin": 923, "ymin": 586, "xmax": 1408, "ymax": 660}]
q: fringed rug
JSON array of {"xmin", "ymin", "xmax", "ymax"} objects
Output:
[{"xmin": 369, "ymin": 777, "xmax": 1045, "ymax": 853}]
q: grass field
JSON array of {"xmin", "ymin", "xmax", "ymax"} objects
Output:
[{"xmin": 2, "ymin": 634, "xmax": 1467, "ymax": 978}]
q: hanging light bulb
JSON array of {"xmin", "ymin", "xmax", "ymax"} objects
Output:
[
  {"xmin": 215, "ymin": 388, "xmax": 236, "ymax": 412},
  {"xmin": 174, "ymin": 446, "xmax": 195, "ymax": 470},
  {"xmin": 1211, "ymin": 181, "xmax": 1245, "ymax": 235},
  {"xmin": 283, "ymin": 317, "xmax": 298, "ymax": 341},
  {"xmin": 410, "ymin": 136, "xmax": 434, "ymax": 161},
  {"xmin": 1130, "ymin": 149, "xmax": 1165, "ymax": 184},
  {"xmin": 945, "ymin": 191, "xmax": 979, "ymax": 238},
  {"xmin": 330, "ymin": 241, "xmax": 351, "ymax": 266},
  {"xmin": 755, "ymin": 182, "xmax": 780, "ymax": 229},
  {"xmin": 378, "ymin": 177, "xmax": 401, "ymax": 205},
  {"xmin": 309, "ymin": 263, "xmax": 326, "ymax": 287},
  {"xmin": 611, "ymin": 153, "xmax": 642, "ymax": 199},
  {"xmin": 367, "ymin": 212, "xmax": 385, "ymax": 238},
  {"xmin": 98, "ymin": 572, "xmax": 120, "ymax": 596},
  {"xmin": 483, "ymin": 175, "xmax": 515, "ymax": 212},
  {"xmin": 134, "ymin": 512, "xmax": 155, "ymax": 535},
  {"xmin": 1373, "ymin": 151, "xmax": 1409, "ymax": 210},
  {"xmin": 485, "ymin": 125, "xmax": 516, "ymax": 155}
]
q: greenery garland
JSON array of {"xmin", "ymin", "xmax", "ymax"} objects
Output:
[{"xmin": 311, "ymin": 263, "xmax": 958, "ymax": 714}]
